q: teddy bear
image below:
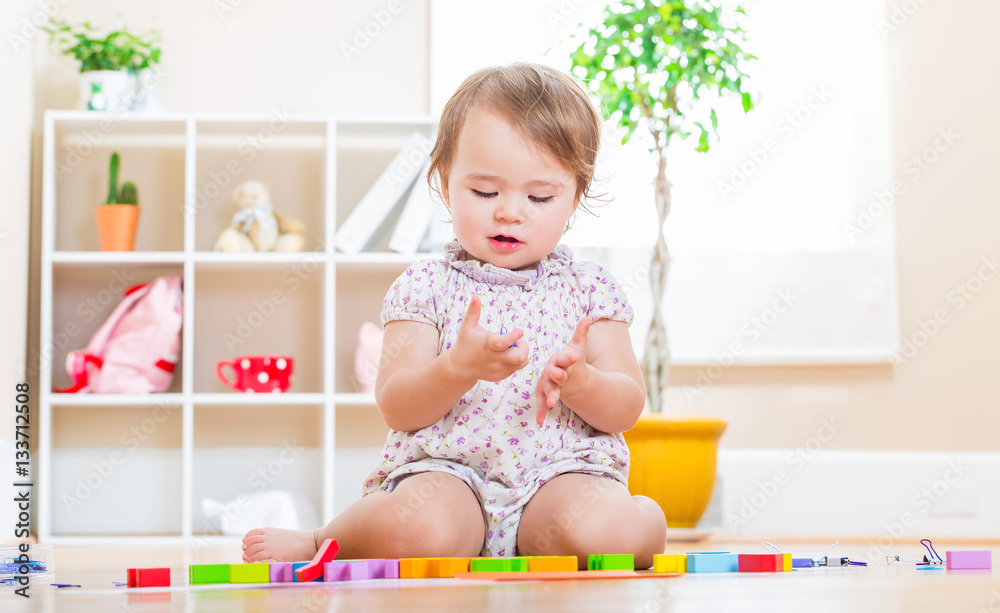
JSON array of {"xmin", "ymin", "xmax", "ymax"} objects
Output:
[{"xmin": 213, "ymin": 180, "xmax": 306, "ymax": 252}]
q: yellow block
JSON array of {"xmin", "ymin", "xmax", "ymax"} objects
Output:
[
  {"xmin": 782, "ymin": 553, "xmax": 792, "ymax": 572},
  {"xmin": 399, "ymin": 558, "xmax": 434, "ymax": 579},
  {"xmin": 527, "ymin": 556, "xmax": 578, "ymax": 572},
  {"xmin": 653, "ymin": 554, "xmax": 687, "ymax": 573}
]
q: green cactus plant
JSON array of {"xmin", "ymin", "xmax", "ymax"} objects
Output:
[
  {"xmin": 119, "ymin": 181, "xmax": 138, "ymax": 205},
  {"xmin": 105, "ymin": 152, "xmax": 119, "ymax": 204}
]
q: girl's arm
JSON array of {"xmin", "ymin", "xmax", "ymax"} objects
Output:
[
  {"xmin": 538, "ymin": 318, "xmax": 646, "ymax": 433},
  {"xmin": 375, "ymin": 296, "xmax": 528, "ymax": 432},
  {"xmin": 373, "ymin": 320, "xmax": 475, "ymax": 432}
]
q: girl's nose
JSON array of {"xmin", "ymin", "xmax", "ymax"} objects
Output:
[{"xmin": 495, "ymin": 196, "xmax": 525, "ymax": 223}]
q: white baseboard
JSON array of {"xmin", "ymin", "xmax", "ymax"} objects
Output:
[{"xmin": 704, "ymin": 449, "xmax": 1000, "ymax": 551}]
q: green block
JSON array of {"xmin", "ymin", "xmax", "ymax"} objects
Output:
[
  {"xmin": 588, "ymin": 554, "xmax": 602, "ymax": 570},
  {"xmin": 509, "ymin": 557, "xmax": 529, "ymax": 572},
  {"xmin": 601, "ymin": 554, "xmax": 634, "ymax": 570},
  {"xmin": 470, "ymin": 558, "xmax": 512, "ymax": 572},
  {"xmin": 189, "ymin": 564, "xmax": 231, "ymax": 584},
  {"xmin": 229, "ymin": 563, "xmax": 270, "ymax": 584}
]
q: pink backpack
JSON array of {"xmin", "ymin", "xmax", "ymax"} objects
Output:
[{"xmin": 56, "ymin": 274, "xmax": 184, "ymax": 394}]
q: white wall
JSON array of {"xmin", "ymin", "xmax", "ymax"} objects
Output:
[
  {"xmin": 10, "ymin": 0, "xmax": 1000, "ymax": 539},
  {"xmin": 1, "ymin": 0, "xmax": 37, "ymax": 545}
]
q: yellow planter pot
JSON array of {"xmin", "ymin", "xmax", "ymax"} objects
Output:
[{"xmin": 623, "ymin": 415, "xmax": 727, "ymax": 528}]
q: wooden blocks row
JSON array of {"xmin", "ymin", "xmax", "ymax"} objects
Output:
[
  {"xmin": 127, "ymin": 567, "xmax": 170, "ymax": 587},
  {"xmin": 189, "ymin": 557, "xmax": 569, "ymax": 584},
  {"xmin": 653, "ymin": 552, "xmax": 795, "ymax": 574},
  {"xmin": 587, "ymin": 554, "xmax": 634, "ymax": 571}
]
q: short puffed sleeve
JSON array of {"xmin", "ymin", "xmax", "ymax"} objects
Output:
[
  {"xmin": 573, "ymin": 261, "xmax": 635, "ymax": 326},
  {"xmin": 380, "ymin": 260, "xmax": 445, "ymax": 328}
]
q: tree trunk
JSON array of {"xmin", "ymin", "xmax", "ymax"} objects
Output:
[{"xmin": 643, "ymin": 148, "xmax": 672, "ymax": 413}]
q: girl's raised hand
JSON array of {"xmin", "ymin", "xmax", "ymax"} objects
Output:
[
  {"xmin": 445, "ymin": 295, "xmax": 529, "ymax": 383},
  {"xmin": 535, "ymin": 317, "xmax": 593, "ymax": 425}
]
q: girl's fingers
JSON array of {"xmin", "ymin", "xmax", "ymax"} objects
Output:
[{"xmin": 490, "ymin": 327, "xmax": 524, "ymax": 351}]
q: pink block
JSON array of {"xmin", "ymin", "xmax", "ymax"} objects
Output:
[
  {"xmin": 325, "ymin": 560, "xmax": 372, "ymax": 581},
  {"xmin": 324, "ymin": 561, "xmax": 351, "ymax": 581},
  {"xmin": 382, "ymin": 559, "xmax": 399, "ymax": 579},
  {"xmin": 946, "ymin": 550, "xmax": 992, "ymax": 570},
  {"xmin": 270, "ymin": 563, "xmax": 293, "ymax": 582}
]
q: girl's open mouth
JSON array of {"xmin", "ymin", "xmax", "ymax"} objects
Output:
[{"xmin": 489, "ymin": 235, "xmax": 522, "ymax": 251}]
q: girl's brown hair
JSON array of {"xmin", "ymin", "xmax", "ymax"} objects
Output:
[{"xmin": 428, "ymin": 63, "xmax": 602, "ymax": 212}]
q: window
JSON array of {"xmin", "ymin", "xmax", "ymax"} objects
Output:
[{"xmin": 430, "ymin": 0, "xmax": 898, "ymax": 364}]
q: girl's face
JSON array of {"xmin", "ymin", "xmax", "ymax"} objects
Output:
[{"xmin": 443, "ymin": 108, "xmax": 578, "ymax": 271}]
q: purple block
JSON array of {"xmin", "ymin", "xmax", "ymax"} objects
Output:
[
  {"xmin": 324, "ymin": 561, "xmax": 351, "ymax": 581},
  {"xmin": 367, "ymin": 560, "xmax": 385, "ymax": 578},
  {"xmin": 270, "ymin": 563, "xmax": 293, "ymax": 582},
  {"xmin": 946, "ymin": 551, "xmax": 992, "ymax": 570},
  {"xmin": 324, "ymin": 561, "xmax": 372, "ymax": 581},
  {"xmin": 348, "ymin": 561, "xmax": 371, "ymax": 580},
  {"xmin": 383, "ymin": 559, "xmax": 399, "ymax": 579}
]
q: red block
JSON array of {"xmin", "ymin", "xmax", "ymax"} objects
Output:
[
  {"xmin": 127, "ymin": 567, "xmax": 171, "ymax": 587},
  {"xmin": 738, "ymin": 555, "xmax": 761, "ymax": 572},
  {"xmin": 294, "ymin": 539, "xmax": 340, "ymax": 583},
  {"xmin": 738, "ymin": 554, "xmax": 783, "ymax": 573}
]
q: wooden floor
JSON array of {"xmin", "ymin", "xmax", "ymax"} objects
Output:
[{"xmin": 3, "ymin": 538, "xmax": 998, "ymax": 612}]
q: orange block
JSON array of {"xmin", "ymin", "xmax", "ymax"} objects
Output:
[
  {"xmin": 399, "ymin": 558, "xmax": 435, "ymax": 579},
  {"xmin": 528, "ymin": 556, "xmax": 578, "ymax": 572},
  {"xmin": 431, "ymin": 558, "xmax": 471, "ymax": 578}
]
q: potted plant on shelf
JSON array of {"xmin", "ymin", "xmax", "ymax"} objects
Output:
[
  {"xmin": 570, "ymin": 0, "xmax": 755, "ymax": 529},
  {"xmin": 95, "ymin": 152, "xmax": 141, "ymax": 251},
  {"xmin": 44, "ymin": 19, "xmax": 161, "ymax": 111}
]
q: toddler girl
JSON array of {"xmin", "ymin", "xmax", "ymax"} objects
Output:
[{"xmin": 243, "ymin": 63, "xmax": 666, "ymax": 569}]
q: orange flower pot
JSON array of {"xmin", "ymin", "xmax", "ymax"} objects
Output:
[
  {"xmin": 94, "ymin": 204, "xmax": 140, "ymax": 251},
  {"xmin": 623, "ymin": 415, "xmax": 727, "ymax": 528}
]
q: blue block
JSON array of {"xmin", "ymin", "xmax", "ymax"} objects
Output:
[
  {"xmin": 687, "ymin": 553, "xmax": 740, "ymax": 573},
  {"xmin": 292, "ymin": 562, "xmax": 322, "ymax": 582},
  {"xmin": 792, "ymin": 557, "xmax": 814, "ymax": 568}
]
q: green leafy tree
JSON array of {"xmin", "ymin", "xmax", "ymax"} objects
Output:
[{"xmin": 570, "ymin": 0, "xmax": 755, "ymax": 413}]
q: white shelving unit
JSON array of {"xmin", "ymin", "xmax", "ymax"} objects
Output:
[{"xmin": 39, "ymin": 110, "xmax": 438, "ymax": 542}]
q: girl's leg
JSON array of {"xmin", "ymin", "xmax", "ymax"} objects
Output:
[
  {"xmin": 515, "ymin": 473, "xmax": 666, "ymax": 569},
  {"xmin": 242, "ymin": 471, "xmax": 485, "ymax": 562}
]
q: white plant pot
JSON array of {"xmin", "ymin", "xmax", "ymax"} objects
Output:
[{"xmin": 78, "ymin": 70, "xmax": 136, "ymax": 112}]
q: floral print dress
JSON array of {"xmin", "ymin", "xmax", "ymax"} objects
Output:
[{"xmin": 362, "ymin": 240, "xmax": 634, "ymax": 556}]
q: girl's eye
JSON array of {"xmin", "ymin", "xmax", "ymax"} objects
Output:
[
  {"xmin": 529, "ymin": 196, "xmax": 554, "ymax": 203},
  {"xmin": 473, "ymin": 190, "xmax": 497, "ymax": 199}
]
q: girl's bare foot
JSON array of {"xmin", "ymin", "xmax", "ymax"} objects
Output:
[{"xmin": 242, "ymin": 527, "xmax": 320, "ymax": 563}]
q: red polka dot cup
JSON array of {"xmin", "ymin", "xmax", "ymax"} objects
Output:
[{"xmin": 216, "ymin": 355, "xmax": 294, "ymax": 393}]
